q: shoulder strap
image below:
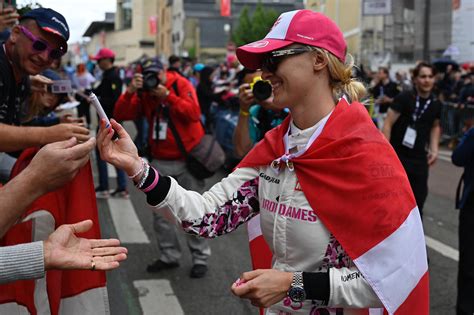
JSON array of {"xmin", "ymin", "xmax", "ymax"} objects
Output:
[
  {"xmin": 162, "ymin": 105, "xmax": 188, "ymax": 158},
  {"xmin": 172, "ymin": 81, "xmax": 179, "ymax": 96}
]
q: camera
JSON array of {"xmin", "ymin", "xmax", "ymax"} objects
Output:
[
  {"xmin": 142, "ymin": 71, "xmax": 160, "ymax": 91},
  {"xmin": 249, "ymin": 76, "xmax": 272, "ymax": 101}
]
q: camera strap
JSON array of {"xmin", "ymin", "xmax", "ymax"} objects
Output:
[{"xmin": 157, "ymin": 81, "xmax": 190, "ymax": 159}]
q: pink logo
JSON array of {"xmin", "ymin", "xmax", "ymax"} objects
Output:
[{"xmin": 245, "ymin": 40, "xmax": 269, "ymax": 48}]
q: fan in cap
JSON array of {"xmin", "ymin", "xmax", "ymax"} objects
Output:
[
  {"xmin": 92, "ymin": 48, "xmax": 116, "ymax": 61},
  {"xmin": 0, "ymin": 7, "xmax": 72, "ymax": 130},
  {"xmin": 20, "ymin": 8, "xmax": 69, "ymax": 53}
]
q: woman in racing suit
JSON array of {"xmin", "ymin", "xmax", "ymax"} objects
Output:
[{"xmin": 97, "ymin": 10, "xmax": 429, "ymax": 315}]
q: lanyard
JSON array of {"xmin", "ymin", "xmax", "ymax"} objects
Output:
[
  {"xmin": 412, "ymin": 96, "xmax": 431, "ymax": 123},
  {"xmin": 270, "ymin": 110, "xmax": 333, "ymax": 173}
]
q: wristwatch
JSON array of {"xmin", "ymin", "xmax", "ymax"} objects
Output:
[{"xmin": 287, "ymin": 271, "xmax": 306, "ymax": 303}]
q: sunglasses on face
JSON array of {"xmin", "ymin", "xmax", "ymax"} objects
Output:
[
  {"xmin": 261, "ymin": 46, "xmax": 314, "ymax": 73},
  {"xmin": 18, "ymin": 26, "xmax": 66, "ymax": 60}
]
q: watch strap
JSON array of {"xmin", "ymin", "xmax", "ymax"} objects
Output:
[{"xmin": 292, "ymin": 271, "xmax": 304, "ymax": 288}]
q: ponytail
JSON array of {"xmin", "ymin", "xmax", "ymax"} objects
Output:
[{"xmin": 310, "ymin": 47, "xmax": 366, "ymax": 103}]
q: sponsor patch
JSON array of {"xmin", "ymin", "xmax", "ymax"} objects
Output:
[{"xmin": 245, "ymin": 40, "xmax": 269, "ymax": 48}]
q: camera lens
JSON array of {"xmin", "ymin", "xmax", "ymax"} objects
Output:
[
  {"xmin": 143, "ymin": 72, "xmax": 159, "ymax": 90},
  {"xmin": 252, "ymin": 80, "xmax": 272, "ymax": 101}
]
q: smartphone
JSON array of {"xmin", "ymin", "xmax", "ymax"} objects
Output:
[{"xmin": 89, "ymin": 93, "xmax": 119, "ymax": 140}]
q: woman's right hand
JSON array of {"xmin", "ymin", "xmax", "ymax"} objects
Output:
[{"xmin": 96, "ymin": 119, "xmax": 142, "ymax": 177}]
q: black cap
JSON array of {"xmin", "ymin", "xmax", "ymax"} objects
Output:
[
  {"xmin": 142, "ymin": 58, "xmax": 164, "ymax": 73},
  {"xmin": 20, "ymin": 8, "xmax": 69, "ymax": 49}
]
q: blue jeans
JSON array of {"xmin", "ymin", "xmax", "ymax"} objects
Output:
[
  {"xmin": 95, "ymin": 146, "xmax": 127, "ymax": 190},
  {"xmin": 133, "ymin": 117, "xmax": 149, "ymax": 152}
]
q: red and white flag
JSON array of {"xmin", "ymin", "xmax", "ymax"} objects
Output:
[
  {"xmin": 0, "ymin": 148, "xmax": 109, "ymax": 315},
  {"xmin": 240, "ymin": 98, "xmax": 429, "ymax": 314}
]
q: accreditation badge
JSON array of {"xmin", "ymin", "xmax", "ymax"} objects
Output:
[
  {"xmin": 402, "ymin": 126, "xmax": 417, "ymax": 149},
  {"xmin": 158, "ymin": 120, "xmax": 168, "ymax": 140}
]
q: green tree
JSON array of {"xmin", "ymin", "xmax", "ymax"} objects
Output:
[
  {"xmin": 16, "ymin": 1, "xmax": 42, "ymax": 16},
  {"xmin": 232, "ymin": 2, "xmax": 280, "ymax": 47},
  {"xmin": 231, "ymin": 6, "xmax": 252, "ymax": 46}
]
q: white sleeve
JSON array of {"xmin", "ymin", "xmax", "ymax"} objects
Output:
[
  {"xmin": 329, "ymin": 266, "xmax": 384, "ymax": 308},
  {"xmin": 153, "ymin": 167, "xmax": 261, "ymax": 238}
]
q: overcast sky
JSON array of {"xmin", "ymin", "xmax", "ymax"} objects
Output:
[{"xmin": 17, "ymin": 0, "xmax": 116, "ymax": 43}]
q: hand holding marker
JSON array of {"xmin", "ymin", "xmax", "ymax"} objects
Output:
[{"xmin": 89, "ymin": 92, "xmax": 118, "ymax": 139}]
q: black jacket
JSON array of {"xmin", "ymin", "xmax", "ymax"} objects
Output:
[{"xmin": 93, "ymin": 66, "xmax": 123, "ymax": 118}]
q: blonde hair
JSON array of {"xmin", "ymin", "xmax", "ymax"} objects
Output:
[
  {"xmin": 22, "ymin": 92, "xmax": 58, "ymax": 123},
  {"xmin": 310, "ymin": 47, "xmax": 366, "ymax": 103}
]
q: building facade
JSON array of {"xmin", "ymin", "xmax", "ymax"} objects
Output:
[
  {"xmin": 84, "ymin": 0, "xmax": 158, "ymax": 65},
  {"xmin": 156, "ymin": 0, "xmax": 305, "ymax": 60},
  {"xmin": 306, "ymin": 0, "xmax": 452, "ymax": 69}
]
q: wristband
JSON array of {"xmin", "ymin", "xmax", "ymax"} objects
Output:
[
  {"xmin": 142, "ymin": 167, "xmax": 159, "ymax": 192},
  {"xmin": 240, "ymin": 109, "xmax": 250, "ymax": 117},
  {"xmin": 128, "ymin": 158, "xmax": 145, "ymax": 179}
]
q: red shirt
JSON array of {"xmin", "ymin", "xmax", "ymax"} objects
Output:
[{"xmin": 115, "ymin": 71, "xmax": 204, "ymax": 160}]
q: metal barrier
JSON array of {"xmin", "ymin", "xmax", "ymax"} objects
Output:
[{"xmin": 440, "ymin": 102, "xmax": 474, "ymax": 141}]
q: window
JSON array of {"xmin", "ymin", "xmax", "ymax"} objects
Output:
[{"xmin": 119, "ymin": 0, "xmax": 132, "ymax": 30}]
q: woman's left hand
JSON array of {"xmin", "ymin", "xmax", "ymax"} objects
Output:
[
  {"xmin": 231, "ymin": 269, "xmax": 293, "ymax": 308},
  {"xmin": 96, "ymin": 119, "xmax": 142, "ymax": 176}
]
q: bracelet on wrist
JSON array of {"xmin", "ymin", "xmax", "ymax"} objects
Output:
[
  {"xmin": 136, "ymin": 162, "xmax": 150, "ymax": 189},
  {"xmin": 240, "ymin": 109, "xmax": 250, "ymax": 117},
  {"xmin": 128, "ymin": 158, "xmax": 146, "ymax": 179}
]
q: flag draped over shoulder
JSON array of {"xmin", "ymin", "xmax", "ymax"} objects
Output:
[
  {"xmin": 240, "ymin": 98, "xmax": 429, "ymax": 314},
  {"xmin": 0, "ymin": 148, "xmax": 110, "ymax": 315}
]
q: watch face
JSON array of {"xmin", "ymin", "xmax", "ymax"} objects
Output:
[{"xmin": 288, "ymin": 286, "xmax": 306, "ymax": 303}]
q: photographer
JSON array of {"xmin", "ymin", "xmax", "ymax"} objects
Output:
[
  {"xmin": 114, "ymin": 57, "xmax": 211, "ymax": 278},
  {"xmin": 233, "ymin": 68, "xmax": 288, "ymax": 158}
]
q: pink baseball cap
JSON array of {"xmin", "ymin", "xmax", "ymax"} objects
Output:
[
  {"xmin": 93, "ymin": 48, "xmax": 116, "ymax": 60},
  {"xmin": 236, "ymin": 10, "xmax": 346, "ymax": 70}
]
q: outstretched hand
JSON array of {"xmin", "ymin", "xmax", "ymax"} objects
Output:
[
  {"xmin": 26, "ymin": 137, "xmax": 95, "ymax": 195},
  {"xmin": 231, "ymin": 269, "xmax": 293, "ymax": 308},
  {"xmin": 96, "ymin": 119, "xmax": 142, "ymax": 177},
  {"xmin": 43, "ymin": 220, "xmax": 128, "ymax": 271}
]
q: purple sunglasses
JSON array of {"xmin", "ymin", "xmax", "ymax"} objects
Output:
[{"xmin": 18, "ymin": 26, "xmax": 66, "ymax": 60}]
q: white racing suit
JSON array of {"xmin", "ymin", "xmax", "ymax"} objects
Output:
[{"xmin": 151, "ymin": 122, "xmax": 383, "ymax": 314}]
